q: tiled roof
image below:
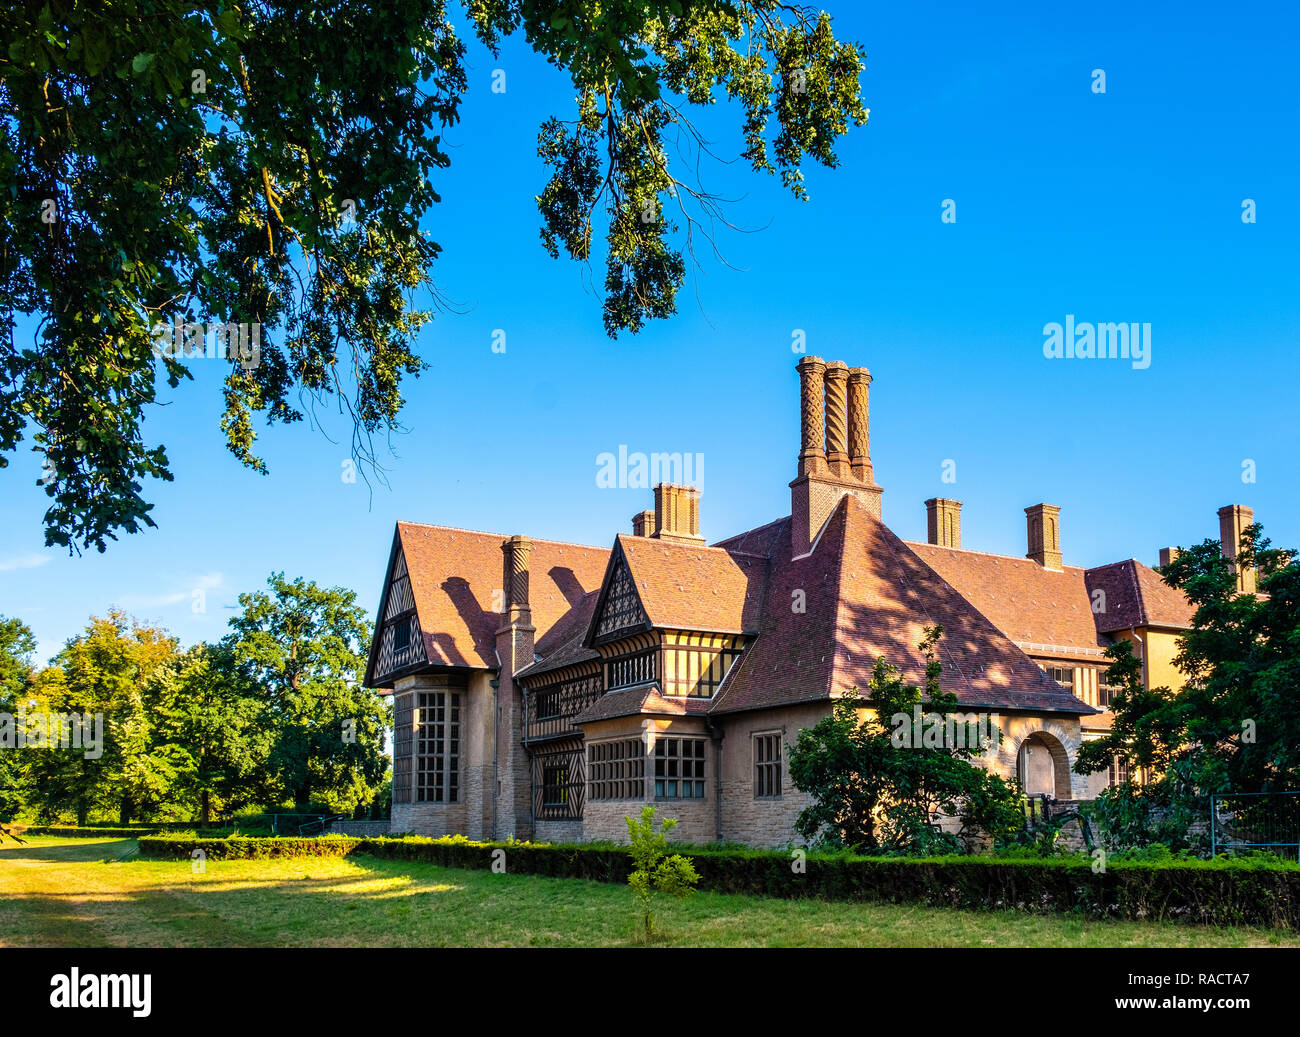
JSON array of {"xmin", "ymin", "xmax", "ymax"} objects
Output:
[
  {"xmin": 907, "ymin": 543, "xmax": 1110, "ymax": 659},
  {"xmin": 908, "ymin": 543, "xmax": 1195, "ymax": 648},
  {"xmin": 616, "ymin": 534, "xmax": 767, "ymax": 634},
  {"xmin": 713, "ymin": 497, "xmax": 1094, "ymax": 716},
  {"xmin": 395, "ymin": 521, "xmax": 609, "ymax": 670},
  {"xmin": 1084, "ymin": 559, "xmax": 1195, "ymax": 633},
  {"xmin": 516, "ymin": 590, "xmax": 602, "ymax": 680},
  {"xmin": 573, "ymin": 682, "xmax": 711, "ymax": 724}
]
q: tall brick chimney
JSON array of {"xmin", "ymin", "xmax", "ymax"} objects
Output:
[
  {"xmin": 824, "ymin": 361, "xmax": 851, "ymax": 478},
  {"xmin": 925, "ymin": 498, "xmax": 962, "ymax": 549},
  {"xmin": 1025, "ymin": 503, "xmax": 1062, "ymax": 570},
  {"xmin": 495, "ymin": 535, "xmax": 536, "ymax": 840},
  {"xmin": 790, "ymin": 356, "xmax": 884, "ymax": 554},
  {"xmin": 651, "ymin": 484, "xmax": 704, "ymax": 544},
  {"xmin": 848, "ymin": 367, "xmax": 874, "ymax": 483},
  {"xmin": 1218, "ymin": 504, "xmax": 1257, "ymax": 594},
  {"xmin": 1158, "ymin": 547, "xmax": 1180, "ymax": 568},
  {"xmin": 796, "ymin": 355, "xmax": 827, "ymax": 477}
]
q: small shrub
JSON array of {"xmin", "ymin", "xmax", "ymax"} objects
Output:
[{"xmin": 625, "ymin": 806, "xmax": 699, "ymax": 941}]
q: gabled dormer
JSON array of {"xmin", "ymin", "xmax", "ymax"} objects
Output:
[
  {"xmin": 589, "ymin": 542, "xmax": 650, "ymax": 644},
  {"xmin": 365, "ymin": 530, "xmax": 428, "ymax": 686},
  {"xmin": 581, "ymin": 526, "xmax": 760, "ymax": 701}
]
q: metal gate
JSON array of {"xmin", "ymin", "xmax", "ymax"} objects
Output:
[{"xmin": 1210, "ymin": 791, "xmax": 1300, "ymax": 860}]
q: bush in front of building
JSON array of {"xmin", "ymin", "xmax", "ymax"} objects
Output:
[
  {"xmin": 788, "ymin": 628, "xmax": 1026, "ymax": 855},
  {"xmin": 136, "ymin": 832, "xmax": 1300, "ymax": 929}
]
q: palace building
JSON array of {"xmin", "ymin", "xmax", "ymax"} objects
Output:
[{"xmin": 364, "ymin": 356, "xmax": 1252, "ymax": 846}]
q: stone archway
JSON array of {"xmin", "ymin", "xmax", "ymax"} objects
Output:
[{"xmin": 1015, "ymin": 731, "xmax": 1071, "ymax": 798}]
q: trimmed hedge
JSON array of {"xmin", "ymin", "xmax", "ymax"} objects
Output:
[
  {"xmin": 136, "ymin": 833, "xmax": 1300, "ymax": 930},
  {"xmin": 26, "ymin": 825, "xmax": 233, "ymax": 838}
]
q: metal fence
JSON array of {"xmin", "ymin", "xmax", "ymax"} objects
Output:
[{"xmin": 1210, "ymin": 791, "xmax": 1300, "ymax": 860}]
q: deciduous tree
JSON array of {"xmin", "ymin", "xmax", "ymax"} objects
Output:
[{"xmin": 1, "ymin": 1, "xmax": 868, "ymax": 552}]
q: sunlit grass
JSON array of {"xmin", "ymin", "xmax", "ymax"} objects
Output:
[{"xmin": 2, "ymin": 836, "xmax": 1297, "ymax": 948}]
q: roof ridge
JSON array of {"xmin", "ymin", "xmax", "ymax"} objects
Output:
[
  {"xmin": 398, "ymin": 520, "xmax": 606, "ymax": 553},
  {"xmin": 712, "ymin": 515, "xmax": 789, "ymax": 550},
  {"xmin": 824, "ymin": 496, "xmax": 854, "ymax": 700},
  {"xmin": 618, "ymin": 532, "xmax": 765, "ymax": 559},
  {"xmin": 904, "ymin": 539, "xmax": 1089, "ymax": 574}
]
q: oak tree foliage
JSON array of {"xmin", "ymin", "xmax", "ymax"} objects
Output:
[{"xmin": 1, "ymin": 1, "xmax": 868, "ymax": 552}]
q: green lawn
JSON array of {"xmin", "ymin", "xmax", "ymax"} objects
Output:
[{"xmin": 2, "ymin": 836, "xmax": 1297, "ymax": 948}]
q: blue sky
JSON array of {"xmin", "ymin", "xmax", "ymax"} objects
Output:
[{"xmin": 3, "ymin": 0, "xmax": 1297, "ymax": 665}]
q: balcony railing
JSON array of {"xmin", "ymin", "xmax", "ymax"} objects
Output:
[{"xmin": 525, "ymin": 675, "xmax": 602, "ymax": 742}]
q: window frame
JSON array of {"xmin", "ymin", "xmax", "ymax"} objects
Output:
[
  {"xmin": 753, "ymin": 731, "xmax": 783, "ymax": 799},
  {"xmin": 587, "ymin": 738, "xmax": 646, "ymax": 801},
  {"xmin": 414, "ymin": 690, "xmax": 460, "ymax": 804},
  {"xmin": 653, "ymin": 736, "xmax": 707, "ymax": 800}
]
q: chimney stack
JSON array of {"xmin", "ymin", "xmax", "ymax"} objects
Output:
[
  {"xmin": 790, "ymin": 356, "xmax": 884, "ymax": 553},
  {"xmin": 652, "ymin": 484, "xmax": 704, "ymax": 544},
  {"xmin": 501, "ymin": 535, "xmax": 533, "ymax": 623},
  {"xmin": 1158, "ymin": 547, "xmax": 1180, "ymax": 568},
  {"xmin": 847, "ymin": 367, "xmax": 873, "ymax": 483},
  {"xmin": 1218, "ymin": 504, "xmax": 1257, "ymax": 594},
  {"xmin": 824, "ymin": 362, "xmax": 851, "ymax": 478},
  {"xmin": 796, "ymin": 355, "xmax": 828, "ymax": 476},
  {"xmin": 1025, "ymin": 503, "xmax": 1062, "ymax": 570},
  {"xmin": 496, "ymin": 536, "xmax": 536, "ymax": 840},
  {"xmin": 925, "ymin": 498, "xmax": 962, "ymax": 549},
  {"xmin": 632, "ymin": 510, "xmax": 656, "ymax": 537}
]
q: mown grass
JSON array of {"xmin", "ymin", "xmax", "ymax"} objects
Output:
[{"xmin": 2, "ymin": 836, "xmax": 1298, "ymax": 948}]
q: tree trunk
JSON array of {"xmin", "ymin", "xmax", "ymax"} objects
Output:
[{"xmin": 201, "ymin": 790, "xmax": 211, "ymax": 826}]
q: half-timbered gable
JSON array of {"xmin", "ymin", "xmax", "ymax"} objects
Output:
[{"xmin": 367, "ymin": 535, "xmax": 427, "ymax": 688}]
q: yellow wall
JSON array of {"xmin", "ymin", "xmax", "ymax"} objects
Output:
[
  {"xmin": 1112, "ymin": 627, "xmax": 1185, "ymax": 692},
  {"xmin": 1138, "ymin": 627, "xmax": 1185, "ymax": 691}
]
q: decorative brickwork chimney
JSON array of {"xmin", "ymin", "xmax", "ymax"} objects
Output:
[
  {"xmin": 790, "ymin": 356, "xmax": 884, "ymax": 554},
  {"xmin": 494, "ymin": 534, "xmax": 536, "ymax": 839},
  {"xmin": 651, "ymin": 484, "xmax": 704, "ymax": 544},
  {"xmin": 925, "ymin": 498, "xmax": 962, "ymax": 549},
  {"xmin": 1218, "ymin": 504, "xmax": 1257, "ymax": 594},
  {"xmin": 824, "ymin": 361, "xmax": 851, "ymax": 478},
  {"xmin": 632, "ymin": 510, "xmax": 655, "ymax": 537},
  {"xmin": 1025, "ymin": 504, "xmax": 1062, "ymax": 571},
  {"xmin": 796, "ymin": 355, "xmax": 827, "ymax": 477},
  {"xmin": 848, "ymin": 367, "xmax": 873, "ymax": 483}
]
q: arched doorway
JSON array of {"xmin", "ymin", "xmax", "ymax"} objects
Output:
[{"xmin": 1017, "ymin": 732, "xmax": 1069, "ymax": 797}]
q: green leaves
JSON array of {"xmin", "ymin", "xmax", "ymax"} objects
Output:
[
  {"xmin": 223, "ymin": 572, "xmax": 388, "ymax": 814},
  {"xmin": 625, "ymin": 804, "xmax": 699, "ymax": 939},
  {"xmin": 520, "ymin": 2, "xmax": 867, "ymax": 333},
  {"xmin": 789, "ymin": 627, "xmax": 1022, "ymax": 854},
  {"xmin": 1087, "ymin": 524, "xmax": 1300, "ymax": 806},
  {"xmin": 2, "ymin": 1, "xmax": 867, "ymax": 553}
]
